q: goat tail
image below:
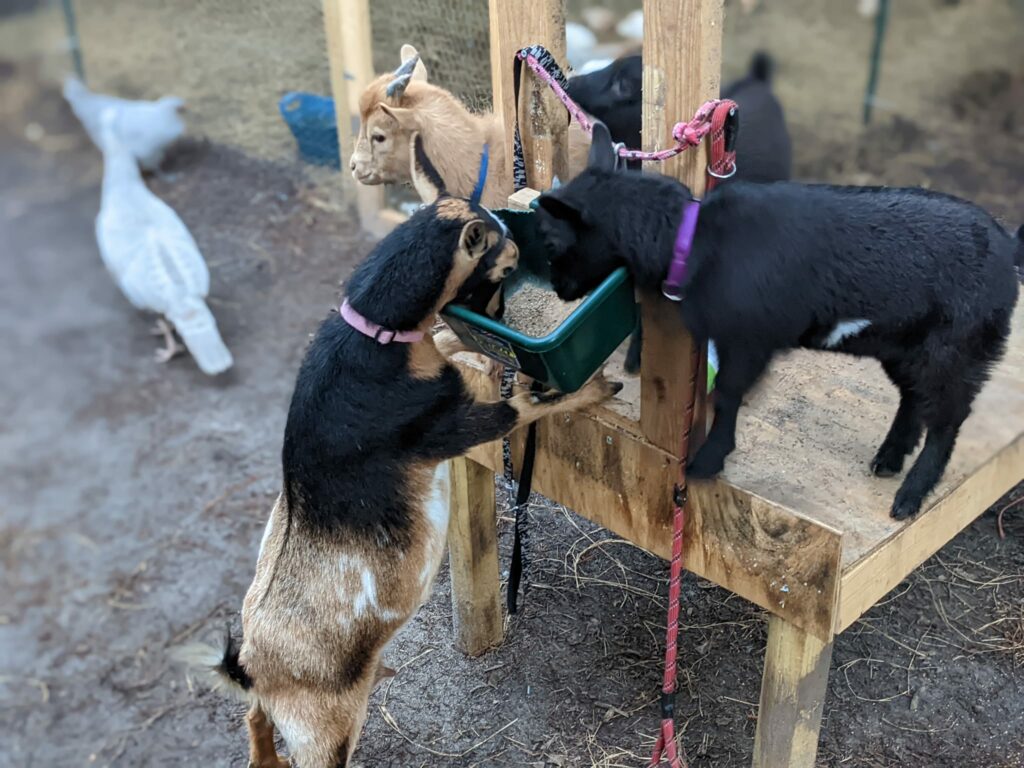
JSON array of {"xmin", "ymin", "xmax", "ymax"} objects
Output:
[
  {"xmin": 174, "ymin": 626, "xmax": 255, "ymax": 703},
  {"xmin": 749, "ymin": 51, "xmax": 773, "ymax": 83}
]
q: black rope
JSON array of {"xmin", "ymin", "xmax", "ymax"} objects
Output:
[
  {"xmin": 511, "ymin": 45, "xmax": 572, "ymax": 191},
  {"xmin": 504, "ymin": 45, "xmax": 570, "ymax": 614},
  {"xmin": 507, "ymin": 381, "xmax": 543, "ymax": 614}
]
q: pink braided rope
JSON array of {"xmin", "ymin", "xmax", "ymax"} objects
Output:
[{"xmin": 518, "ymin": 51, "xmax": 721, "ymax": 164}]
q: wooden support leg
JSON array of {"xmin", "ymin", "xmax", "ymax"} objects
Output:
[
  {"xmin": 448, "ymin": 456, "xmax": 503, "ymax": 656},
  {"xmin": 753, "ymin": 616, "xmax": 833, "ymax": 768}
]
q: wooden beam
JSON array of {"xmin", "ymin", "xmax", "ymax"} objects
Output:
[
  {"xmin": 836, "ymin": 433, "xmax": 1024, "ymax": 633},
  {"xmin": 448, "ymin": 457, "xmax": 504, "ymax": 656},
  {"xmin": 322, "ymin": 0, "xmax": 353, "ymax": 201},
  {"xmin": 639, "ymin": 1, "xmax": 722, "ymax": 453},
  {"xmin": 488, "ymin": 0, "xmax": 568, "ymax": 193},
  {"xmin": 332, "ymin": 0, "xmax": 388, "ymax": 234},
  {"xmin": 687, "ymin": 481, "xmax": 842, "ymax": 642},
  {"xmin": 753, "ymin": 616, "xmax": 833, "ymax": 768},
  {"xmin": 456, "ymin": 367, "xmax": 844, "ymax": 639}
]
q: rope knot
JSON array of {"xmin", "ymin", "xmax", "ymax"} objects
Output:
[{"xmin": 672, "ymin": 122, "xmax": 701, "ymax": 146}]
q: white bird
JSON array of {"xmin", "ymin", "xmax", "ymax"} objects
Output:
[
  {"xmin": 64, "ymin": 76, "xmax": 185, "ymax": 171},
  {"xmin": 575, "ymin": 58, "xmax": 614, "ymax": 76},
  {"xmin": 95, "ymin": 109, "xmax": 232, "ymax": 375},
  {"xmin": 566, "ymin": 22, "xmax": 598, "ymax": 71},
  {"xmin": 616, "ymin": 10, "xmax": 644, "ymax": 42}
]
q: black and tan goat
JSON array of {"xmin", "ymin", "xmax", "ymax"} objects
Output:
[{"xmin": 184, "ymin": 136, "xmax": 619, "ymax": 767}]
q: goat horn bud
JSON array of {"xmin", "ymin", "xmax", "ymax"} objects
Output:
[{"xmin": 386, "ymin": 55, "xmax": 420, "ymax": 100}]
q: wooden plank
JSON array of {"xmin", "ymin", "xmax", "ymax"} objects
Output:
[
  {"xmin": 836, "ymin": 433, "xmax": 1023, "ymax": 633},
  {"xmin": 510, "ymin": 410, "xmax": 680, "ymax": 559},
  {"xmin": 753, "ymin": 616, "xmax": 833, "ymax": 768},
  {"xmin": 337, "ymin": 0, "xmax": 374, "ymax": 117},
  {"xmin": 687, "ymin": 481, "xmax": 842, "ymax": 641},
  {"xmin": 448, "ymin": 457, "xmax": 504, "ymax": 656},
  {"xmin": 719, "ymin": 299, "xmax": 1023, "ymax": 572},
  {"xmin": 639, "ymin": 1, "xmax": 723, "ymax": 452},
  {"xmin": 488, "ymin": 0, "xmax": 568, "ymax": 193},
  {"xmin": 321, "ymin": 0, "xmax": 353, "ymax": 202},
  {"xmin": 507, "ymin": 187, "xmax": 541, "ymax": 211},
  {"xmin": 458, "ymin": 387, "xmax": 844, "ymax": 639},
  {"xmin": 334, "ymin": 0, "xmax": 389, "ymax": 234}
]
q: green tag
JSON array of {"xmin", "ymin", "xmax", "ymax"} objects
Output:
[{"xmin": 467, "ymin": 327, "xmax": 520, "ymax": 369}]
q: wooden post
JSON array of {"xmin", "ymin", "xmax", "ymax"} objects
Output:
[
  {"xmin": 488, "ymin": 0, "xmax": 568, "ymax": 194},
  {"xmin": 639, "ymin": 1, "xmax": 721, "ymax": 454},
  {"xmin": 753, "ymin": 616, "xmax": 834, "ymax": 768},
  {"xmin": 447, "ymin": 0, "xmax": 569, "ymax": 657},
  {"xmin": 324, "ymin": 0, "xmax": 390, "ymax": 236},
  {"xmin": 447, "ymin": 456, "xmax": 503, "ymax": 656},
  {"xmin": 322, "ymin": 0, "xmax": 354, "ymax": 202}
]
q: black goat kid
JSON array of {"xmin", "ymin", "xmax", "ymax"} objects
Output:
[
  {"xmin": 567, "ymin": 52, "xmax": 793, "ymax": 373},
  {"xmin": 536, "ymin": 123, "xmax": 1022, "ymax": 520}
]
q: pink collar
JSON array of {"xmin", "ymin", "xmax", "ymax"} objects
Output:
[{"xmin": 339, "ymin": 299, "xmax": 424, "ymax": 344}]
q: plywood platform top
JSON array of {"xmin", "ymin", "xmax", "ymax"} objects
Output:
[{"xmin": 603, "ymin": 298, "xmax": 1024, "ymax": 572}]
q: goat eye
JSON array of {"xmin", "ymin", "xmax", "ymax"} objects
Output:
[{"xmin": 372, "ymin": 134, "xmax": 386, "ymax": 144}]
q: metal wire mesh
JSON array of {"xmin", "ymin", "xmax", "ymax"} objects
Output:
[{"xmin": 368, "ymin": 0, "xmax": 492, "ymax": 113}]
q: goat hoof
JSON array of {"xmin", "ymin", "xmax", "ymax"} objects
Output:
[
  {"xmin": 870, "ymin": 453, "xmax": 904, "ymax": 478},
  {"xmin": 868, "ymin": 456, "xmax": 901, "ymax": 475},
  {"xmin": 687, "ymin": 450, "xmax": 724, "ymax": 479},
  {"xmin": 889, "ymin": 493, "xmax": 923, "ymax": 520}
]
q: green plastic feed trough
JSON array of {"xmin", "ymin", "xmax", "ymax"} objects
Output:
[{"xmin": 442, "ymin": 206, "xmax": 637, "ymax": 393}]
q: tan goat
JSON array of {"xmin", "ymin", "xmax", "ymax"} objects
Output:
[
  {"xmin": 183, "ymin": 134, "xmax": 619, "ymax": 767},
  {"xmin": 350, "ymin": 44, "xmax": 589, "ymax": 209}
]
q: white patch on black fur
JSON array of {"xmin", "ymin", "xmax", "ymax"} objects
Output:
[{"xmin": 823, "ymin": 319, "xmax": 871, "ymax": 348}]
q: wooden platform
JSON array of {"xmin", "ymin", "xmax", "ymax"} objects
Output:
[{"xmin": 465, "ymin": 299, "xmax": 1024, "ymax": 641}]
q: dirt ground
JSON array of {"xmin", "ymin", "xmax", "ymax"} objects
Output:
[{"xmin": 2, "ymin": 0, "xmax": 1023, "ymax": 766}]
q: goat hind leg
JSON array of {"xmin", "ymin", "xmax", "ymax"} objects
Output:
[
  {"xmin": 890, "ymin": 417, "xmax": 964, "ymax": 520},
  {"xmin": 247, "ymin": 703, "xmax": 289, "ymax": 768}
]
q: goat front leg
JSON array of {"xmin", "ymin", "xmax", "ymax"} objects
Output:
[
  {"xmin": 432, "ymin": 327, "xmax": 472, "ymax": 358},
  {"xmin": 433, "ymin": 327, "xmax": 501, "ymax": 379},
  {"xmin": 872, "ymin": 359, "xmax": 924, "ymax": 477},
  {"xmin": 247, "ymin": 703, "xmax": 289, "ymax": 768},
  {"xmin": 420, "ymin": 372, "xmax": 622, "ymax": 459},
  {"xmin": 506, "ymin": 375, "xmax": 623, "ymax": 429},
  {"xmin": 688, "ymin": 348, "xmax": 771, "ymax": 478}
]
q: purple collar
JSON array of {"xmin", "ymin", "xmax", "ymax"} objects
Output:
[
  {"xmin": 339, "ymin": 299, "xmax": 424, "ymax": 344},
  {"xmin": 661, "ymin": 199, "xmax": 701, "ymax": 301}
]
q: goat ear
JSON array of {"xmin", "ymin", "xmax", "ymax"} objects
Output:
[
  {"xmin": 459, "ymin": 219, "xmax": 489, "ymax": 261},
  {"xmin": 410, "ymin": 132, "xmax": 446, "ymax": 204},
  {"xmin": 587, "ymin": 121, "xmax": 617, "ymax": 172},
  {"xmin": 400, "ymin": 44, "xmax": 429, "ymax": 83},
  {"xmin": 537, "ymin": 194, "xmax": 584, "ymax": 228},
  {"xmin": 379, "ymin": 103, "xmax": 418, "ymax": 130}
]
